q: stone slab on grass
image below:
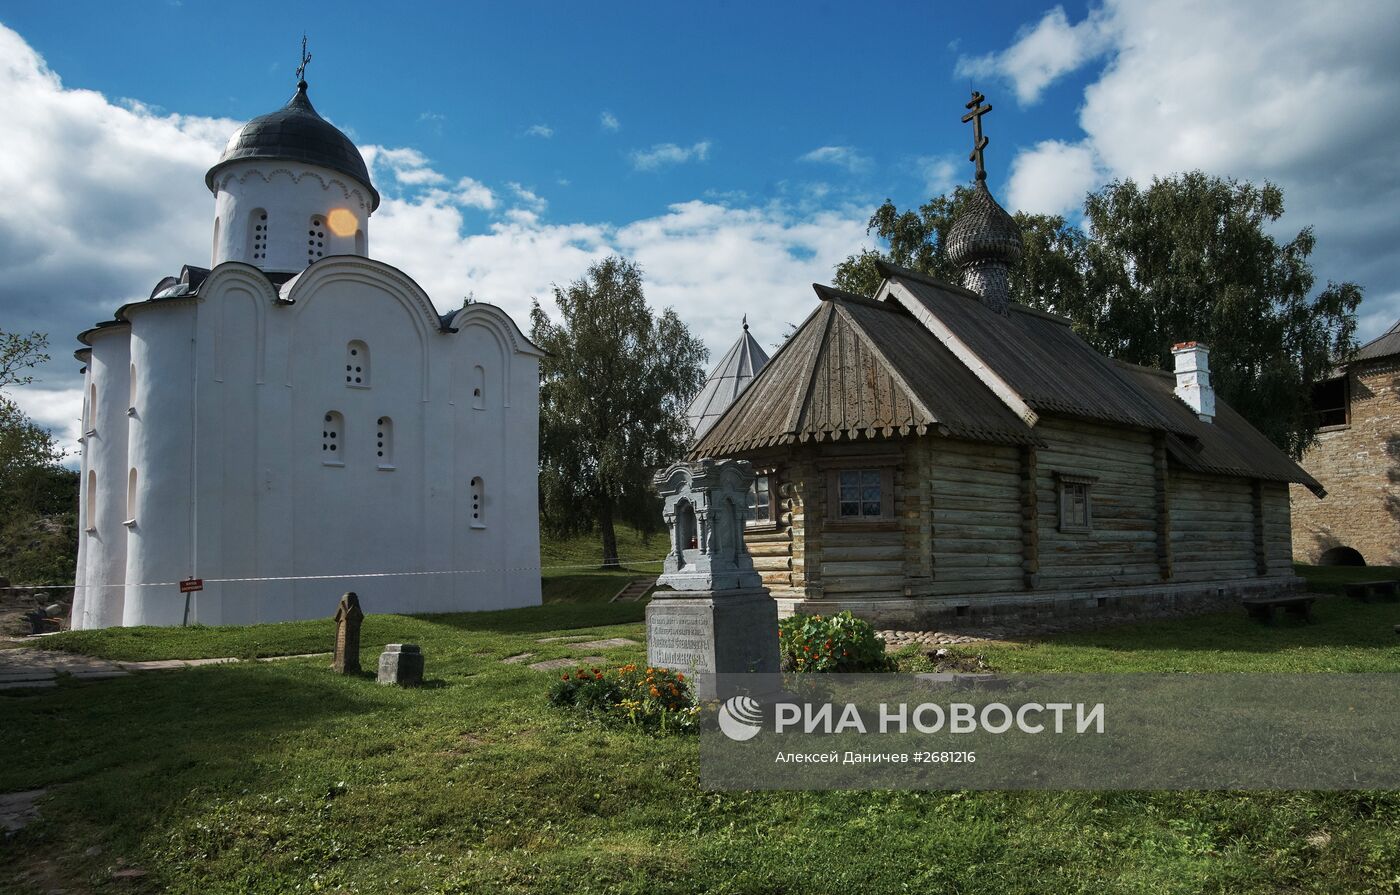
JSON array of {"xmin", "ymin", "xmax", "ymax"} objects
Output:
[
  {"xmin": 569, "ymin": 637, "xmax": 639, "ymax": 650},
  {"xmin": 528, "ymin": 656, "xmax": 605, "ymax": 672},
  {"xmin": 501, "ymin": 653, "xmax": 536, "ymax": 664},
  {"xmin": 535, "ymin": 635, "xmax": 594, "ymax": 644},
  {"xmin": 0, "ymin": 789, "xmax": 47, "ymax": 833},
  {"xmin": 0, "ymin": 680, "xmax": 56, "ymax": 690}
]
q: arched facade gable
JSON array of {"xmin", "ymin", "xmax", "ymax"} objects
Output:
[
  {"xmin": 448, "ymin": 303, "xmax": 545, "ymax": 358},
  {"xmin": 200, "ymin": 263, "xmax": 277, "ymax": 384},
  {"xmin": 212, "ymin": 167, "xmax": 372, "ymax": 213},
  {"xmin": 280, "ymin": 257, "xmax": 435, "ymax": 399}
]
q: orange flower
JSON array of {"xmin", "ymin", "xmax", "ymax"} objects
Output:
[
  {"xmin": 561, "ymin": 674, "xmax": 570, "ymax": 681},
  {"xmin": 646, "ymin": 667, "xmax": 655, "ymax": 675},
  {"xmin": 676, "ymin": 673, "xmax": 685, "ymax": 682},
  {"xmin": 649, "ymin": 686, "xmax": 660, "ymax": 697},
  {"xmin": 595, "ymin": 672, "xmax": 604, "ymax": 680}
]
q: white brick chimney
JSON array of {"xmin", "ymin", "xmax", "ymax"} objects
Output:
[{"xmin": 1172, "ymin": 341, "xmax": 1216, "ymax": 423}]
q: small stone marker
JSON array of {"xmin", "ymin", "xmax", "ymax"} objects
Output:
[
  {"xmin": 333, "ymin": 592, "xmax": 365, "ymax": 675},
  {"xmin": 377, "ymin": 643, "xmax": 424, "ymax": 686}
]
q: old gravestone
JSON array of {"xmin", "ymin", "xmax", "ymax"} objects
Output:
[
  {"xmin": 377, "ymin": 643, "xmax": 424, "ymax": 686},
  {"xmin": 647, "ymin": 459, "xmax": 780, "ymax": 700},
  {"xmin": 333, "ymin": 592, "xmax": 364, "ymax": 675}
]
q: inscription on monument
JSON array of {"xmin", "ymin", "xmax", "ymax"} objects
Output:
[{"xmin": 647, "ymin": 603, "xmax": 715, "ymax": 672}]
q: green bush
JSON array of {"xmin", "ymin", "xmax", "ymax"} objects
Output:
[
  {"xmin": 548, "ymin": 662, "xmax": 698, "ymax": 733},
  {"xmin": 779, "ymin": 610, "xmax": 892, "ymax": 672}
]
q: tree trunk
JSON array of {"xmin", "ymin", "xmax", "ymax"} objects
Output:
[{"xmin": 599, "ymin": 503, "xmax": 620, "ymax": 569}]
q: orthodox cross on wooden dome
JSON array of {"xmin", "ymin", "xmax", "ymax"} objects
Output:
[
  {"xmin": 961, "ymin": 90, "xmax": 992, "ymax": 182},
  {"xmin": 295, "ymin": 34, "xmax": 313, "ymax": 85}
]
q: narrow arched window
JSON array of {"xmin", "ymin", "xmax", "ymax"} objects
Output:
[
  {"xmin": 322, "ymin": 412, "xmax": 344, "ymax": 465},
  {"xmin": 354, "ymin": 229, "xmax": 366, "ymax": 256},
  {"xmin": 212, "ymin": 216, "xmax": 221, "ymax": 265},
  {"xmin": 128, "ymin": 364, "xmax": 136, "ymax": 413},
  {"xmin": 248, "ymin": 209, "xmax": 268, "ymax": 261},
  {"xmin": 87, "ymin": 383, "xmax": 97, "ymax": 433},
  {"xmin": 470, "ymin": 476, "xmax": 484, "ymax": 527},
  {"xmin": 346, "ymin": 341, "xmax": 370, "ymax": 387},
  {"xmin": 376, "ymin": 416, "xmax": 394, "ymax": 468},
  {"xmin": 86, "ymin": 470, "xmax": 96, "ymax": 531},
  {"xmin": 472, "ymin": 364, "xmax": 486, "ymax": 410},
  {"xmin": 126, "ymin": 468, "xmax": 138, "ymax": 523},
  {"xmin": 307, "ymin": 215, "xmax": 326, "ymax": 264}
]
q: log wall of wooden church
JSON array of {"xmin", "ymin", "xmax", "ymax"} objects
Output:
[{"xmin": 1032, "ymin": 418, "xmax": 1162, "ymax": 590}]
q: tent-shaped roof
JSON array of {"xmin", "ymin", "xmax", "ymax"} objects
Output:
[
  {"xmin": 687, "ymin": 321, "xmax": 770, "ymax": 440},
  {"xmin": 691, "ymin": 287, "xmax": 1038, "ymax": 456}
]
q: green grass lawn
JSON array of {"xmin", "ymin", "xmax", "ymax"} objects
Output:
[{"xmin": 3, "ymin": 567, "xmax": 1399, "ymax": 893}]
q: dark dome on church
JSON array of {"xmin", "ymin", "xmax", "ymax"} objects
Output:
[
  {"xmin": 945, "ymin": 181, "xmax": 1023, "ymax": 270},
  {"xmin": 205, "ymin": 81, "xmax": 379, "ymax": 210}
]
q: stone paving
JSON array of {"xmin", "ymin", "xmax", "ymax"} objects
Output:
[
  {"xmin": 0, "ymin": 789, "xmax": 46, "ymax": 834},
  {"xmin": 569, "ymin": 637, "xmax": 639, "ymax": 650},
  {"xmin": 0, "ymin": 648, "xmax": 330, "ymax": 690},
  {"xmin": 528, "ymin": 656, "xmax": 605, "ymax": 673}
]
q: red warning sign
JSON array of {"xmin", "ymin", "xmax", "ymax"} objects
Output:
[{"xmin": 179, "ymin": 578, "xmax": 204, "ymax": 593}]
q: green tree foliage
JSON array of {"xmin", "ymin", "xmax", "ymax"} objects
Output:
[
  {"xmin": 531, "ymin": 257, "xmax": 708, "ymax": 568},
  {"xmin": 833, "ymin": 172, "xmax": 1361, "ymax": 455},
  {"xmin": 0, "ymin": 329, "xmax": 79, "ymax": 585}
]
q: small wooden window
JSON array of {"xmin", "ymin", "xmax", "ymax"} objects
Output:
[
  {"xmin": 1310, "ymin": 375, "xmax": 1348, "ymax": 429},
  {"xmin": 746, "ymin": 474, "xmax": 773, "ymax": 527},
  {"xmin": 840, "ymin": 469, "xmax": 882, "ymax": 518},
  {"xmin": 1056, "ymin": 473, "xmax": 1097, "ymax": 532}
]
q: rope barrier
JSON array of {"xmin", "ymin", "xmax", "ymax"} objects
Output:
[{"xmin": 0, "ymin": 557, "xmax": 668, "ymax": 592}]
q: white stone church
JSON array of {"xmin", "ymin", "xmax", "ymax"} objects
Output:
[{"xmin": 71, "ymin": 76, "xmax": 543, "ymax": 629}]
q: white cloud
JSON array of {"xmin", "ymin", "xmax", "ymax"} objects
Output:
[
  {"xmin": 1006, "ymin": 140, "xmax": 1103, "ymax": 217},
  {"xmin": 916, "ymin": 155, "xmax": 960, "ymax": 197},
  {"xmin": 524, "ymin": 124, "xmax": 554, "ymax": 139},
  {"xmin": 798, "ymin": 145, "xmax": 871, "ymax": 174},
  {"xmin": 981, "ymin": 0, "xmax": 1400, "ymax": 339},
  {"xmin": 368, "ymin": 146, "xmax": 448, "ymax": 186},
  {"xmin": 0, "ymin": 24, "xmax": 870, "ymax": 444},
  {"xmin": 629, "ymin": 141, "xmax": 711, "ymax": 171},
  {"xmin": 956, "ymin": 5, "xmax": 1111, "ymax": 104},
  {"xmin": 600, "ymin": 111, "xmax": 620, "ymax": 132}
]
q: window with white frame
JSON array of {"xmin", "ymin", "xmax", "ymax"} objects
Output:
[
  {"xmin": 746, "ymin": 474, "xmax": 773, "ymax": 527},
  {"xmin": 125, "ymin": 467, "xmax": 138, "ymax": 523},
  {"xmin": 1056, "ymin": 473, "xmax": 1097, "ymax": 532},
  {"xmin": 322, "ymin": 412, "xmax": 344, "ymax": 465}
]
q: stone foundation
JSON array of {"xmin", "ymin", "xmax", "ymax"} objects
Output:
[{"xmin": 774, "ymin": 575, "xmax": 1306, "ymax": 629}]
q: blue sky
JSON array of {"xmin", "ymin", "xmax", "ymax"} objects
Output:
[
  {"xmin": 2, "ymin": 1, "xmax": 1397, "ymax": 449},
  {"xmin": 3, "ymin": 0, "xmax": 1092, "ymax": 226}
]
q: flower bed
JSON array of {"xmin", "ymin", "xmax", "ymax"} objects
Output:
[
  {"xmin": 548, "ymin": 663, "xmax": 699, "ymax": 733},
  {"xmin": 778, "ymin": 610, "xmax": 893, "ymax": 672}
]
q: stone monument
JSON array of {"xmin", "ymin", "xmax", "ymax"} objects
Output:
[
  {"xmin": 333, "ymin": 592, "xmax": 364, "ymax": 674},
  {"xmin": 647, "ymin": 459, "xmax": 780, "ymax": 699},
  {"xmin": 377, "ymin": 643, "xmax": 424, "ymax": 686}
]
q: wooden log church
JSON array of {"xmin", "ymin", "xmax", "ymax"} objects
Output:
[{"xmin": 689, "ymin": 93, "xmax": 1324, "ymax": 626}]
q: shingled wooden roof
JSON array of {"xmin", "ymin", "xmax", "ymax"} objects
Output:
[
  {"xmin": 1117, "ymin": 362, "xmax": 1325, "ymax": 495},
  {"xmin": 691, "ymin": 287, "xmax": 1038, "ymax": 457},
  {"xmin": 692, "ymin": 263, "xmax": 1323, "ymax": 496}
]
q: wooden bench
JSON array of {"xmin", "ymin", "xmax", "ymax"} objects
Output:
[
  {"xmin": 1344, "ymin": 580, "xmax": 1400, "ymax": 603},
  {"xmin": 1242, "ymin": 594, "xmax": 1316, "ymax": 624}
]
